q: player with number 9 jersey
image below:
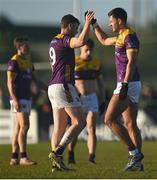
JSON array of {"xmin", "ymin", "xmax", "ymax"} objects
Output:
[
  {"xmin": 47, "ymin": 13, "xmax": 95, "ymax": 172},
  {"xmin": 49, "ymin": 34, "xmax": 75, "ymax": 86}
]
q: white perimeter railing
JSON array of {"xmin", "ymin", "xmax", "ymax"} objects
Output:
[
  {"xmin": 49, "ymin": 109, "xmax": 157, "ymax": 141},
  {"xmin": 0, "ymin": 109, "xmax": 38, "ymax": 144},
  {"xmin": 1, "ymin": 109, "xmax": 157, "ymax": 144}
]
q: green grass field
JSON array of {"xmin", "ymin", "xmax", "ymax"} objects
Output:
[{"xmin": 0, "ymin": 141, "xmax": 157, "ymax": 179}]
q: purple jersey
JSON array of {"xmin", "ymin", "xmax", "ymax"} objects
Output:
[
  {"xmin": 115, "ymin": 28, "xmax": 140, "ymax": 82},
  {"xmin": 48, "ymin": 34, "xmax": 75, "ymax": 85},
  {"xmin": 7, "ymin": 54, "xmax": 34, "ymax": 100}
]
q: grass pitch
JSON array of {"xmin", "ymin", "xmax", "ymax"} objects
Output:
[{"xmin": 0, "ymin": 141, "xmax": 157, "ymax": 179}]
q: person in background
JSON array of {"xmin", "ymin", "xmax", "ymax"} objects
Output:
[
  {"xmin": 67, "ymin": 38, "xmax": 106, "ymax": 164},
  {"xmin": 140, "ymin": 83, "xmax": 157, "ymax": 109},
  {"xmin": 7, "ymin": 36, "xmax": 47, "ymax": 166},
  {"xmin": 31, "ymin": 82, "xmax": 52, "ymax": 141},
  {"xmin": 48, "ymin": 12, "xmax": 94, "ymax": 172},
  {"xmin": 139, "ymin": 83, "xmax": 157, "ymax": 124},
  {"xmin": 92, "ymin": 7, "xmax": 144, "ymax": 171},
  {"xmin": 0, "ymin": 85, "xmax": 5, "ymax": 109}
]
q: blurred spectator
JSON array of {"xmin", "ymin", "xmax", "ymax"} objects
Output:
[
  {"xmin": 139, "ymin": 83, "xmax": 157, "ymax": 124},
  {"xmin": 0, "ymin": 84, "xmax": 9, "ymax": 109},
  {"xmin": 0, "ymin": 85, "xmax": 5, "ymax": 109},
  {"xmin": 31, "ymin": 82, "xmax": 52, "ymax": 141},
  {"xmin": 140, "ymin": 83, "xmax": 157, "ymax": 108}
]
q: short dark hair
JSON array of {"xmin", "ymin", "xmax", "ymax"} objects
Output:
[
  {"xmin": 13, "ymin": 36, "xmax": 29, "ymax": 49},
  {"xmin": 61, "ymin": 14, "xmax": 80, "ymax": 28},
  {"xmin": 108, "ymin": 7, "xmax": 127, "ymax": 23},
  {"xmin": 85, "ymin": 38, "xmax": 95, "ymax": 49}
]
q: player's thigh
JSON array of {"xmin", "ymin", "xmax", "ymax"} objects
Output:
[
  {"xmin": 65, "ymin": 106, "xmax": 85, "ymax": 125},
  {"xmin": 16, "ymin": 112, "xmax": 30, "ymax": 128},
  {"xmin": 105, "ymin": 94, "xmax": 129, "ymax": 121},
  {"xmin": 53, "ymin": 108, "xmax": 68, "ymax": 131}
]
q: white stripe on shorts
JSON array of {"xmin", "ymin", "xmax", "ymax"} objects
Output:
[{"xmin": 113, "ymin": 81, "xmax": 141, "ymax": 103}]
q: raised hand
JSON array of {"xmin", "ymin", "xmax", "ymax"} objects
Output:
[{"xmin": 84, "ymin": 10, "xmax": 95, "ymax": 25}]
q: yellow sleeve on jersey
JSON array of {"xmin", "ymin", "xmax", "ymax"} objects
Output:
[
  {"xmin": 75, "ymin": 56, "xmax": 100, "ymax": 72},
  {"xmin": 116, "ymin": 28, "xmax": 135, "ymax": 47},
  {"xmin": 11, "ymin": 54, "xmax": 34, "ymax": 71},
  {"xmin": 55, "ymin": 34, "xmax": 64, "ymax": 39}
]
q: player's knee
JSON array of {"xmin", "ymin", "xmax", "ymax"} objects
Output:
[
  {"xmin": 20, "ymin": 124, "xmax": 29, "ymax": 133},
  {"xmin": 105, "ymin": 120, "xmax": 112, "ymax": 128},
  {"xmin": 14, "ymin": 127, "xmax": 20, "ymax": 135},
  {"xmin": 73, "ymin": 118, "xmax": 86, "ymax": 129},
  {"xmin": 124, "ymin": 120, "xmax": 137, "ymax": 130},
  {"xmin": 124, "ymin": 121, "xmax": 131, "ymax": 129},
  {"xmin": 87, "ymin": 125, "xmax": 95, "ymax": 135},
  {"xmin": 104, "ymin": 116, "xmax": 114, "ymax": 128}
]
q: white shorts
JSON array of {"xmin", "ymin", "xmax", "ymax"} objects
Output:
[
  {"xmin": 48, "ymin": 83, "xmax": 82, "ymax": 108},
  {"xmin": 113, "ymin": 81, "xmax": 141, "ymax": 103},
  {"xmin": 10, "ymin": 99, "xmax": 31, "ymax": 114},
  {"xmin": 80, "ymin": 93, "xmax": 99, "ymax": 112}
]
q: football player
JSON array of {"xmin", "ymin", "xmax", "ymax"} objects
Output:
[
  {"xmin": 67, "ymin": 38, "xmax": 106, "ymax": 164},
  {"xmin": 7, "ymin": 36, "xmax": 47, "ymax": 166},
  {"xmin": 92, "ymin": 7, "xmax": 144, "ymax": 171},
  {"xmin": 48, "ymin": 12, "xmax": 94, "ymax": 171}
]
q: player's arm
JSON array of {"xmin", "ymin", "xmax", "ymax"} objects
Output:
[
  {"xmin": 93, "ymin": 23, "xmax": 116, "ymax": 46},
  {"xmin": 119, "ymin": 49, "xmax": 138, "ymax": 100},
  {"xmin": 70, "ymin": 11, "xmax": 94, "ymax": 48},
  {"xmin": 7, "ymin": 71, "xmax": 19, "ymax": 111},
  {"xmin": 124, "ymin": 49, "xmax": 138, "ymax": 82}
]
